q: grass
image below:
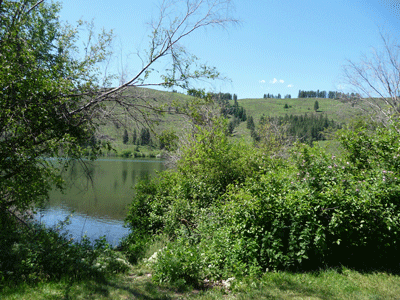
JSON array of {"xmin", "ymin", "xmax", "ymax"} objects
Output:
[
  {"xmin": 232, "ymin": 268, "xmax": 400, "ymax": 300},
  {"xmin": 3, "ymin": 265, "xmax": 400, "ymax": 299},
  {"xmin": 235, "ymin": 97, "xmax": 366, "ymax": 125}
]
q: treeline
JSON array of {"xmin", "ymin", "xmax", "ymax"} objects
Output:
[
  {"xmin": 211, "ymin": 92, "xmax": 238, "ymax": 101},
  {"xmin": 186, "ymin": 89, "xmax": 246, "ymax": 121},
  {"xmin": 187, "ymin": 89, "xmax": 238, "ymax": 101},
  {"xmin": 123, "ymin": 128, "xmax": 152, "ymax": 146},
  {"xmin": 253, "ymin": 113, "xmax": 341, "ymax": 145},
  {"xmin": 263, "ymin": 93, "xmax": 292, "ymax": 99},
  {"xmin": 298, "ymin": 90, "xmax": 361, "ymax": 99}
]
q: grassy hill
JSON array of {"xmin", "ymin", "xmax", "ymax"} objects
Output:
[
  {"xmin": 236, "ymin": 97, "xmax": 365, "ymax": 124},
  {"xmin": 95, "ymin": 88, "xmax": 371, "ymax": 155},
  {"xmin": 95, "ymin": 87, "xmax": 196, "ymax": 156},
  {"xmin": 231, "ymin": 96, "xmax": 366, "ymax": 144}
]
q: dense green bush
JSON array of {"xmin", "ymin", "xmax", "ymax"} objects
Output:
[
  {"xmin": 152, "ymin": 236, "xmax": 202, "ymax": 288},
  {"xmin": 124, "ymin": 120, "xmax": 266, "ymax": 259},
  {"xmin": 211, "ymin": 145, "xmax": 400, "ymax": 273},
  {"xmin": 125, "ymin": 119, "xmax": 400, "ymax": 285}
]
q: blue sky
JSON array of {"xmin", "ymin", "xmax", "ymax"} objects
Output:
[{"xmin": 59, "ymin": 0, "xmax": 400, "ymax": 99}]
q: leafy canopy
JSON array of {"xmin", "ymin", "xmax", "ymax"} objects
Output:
[{"xmin": 0, "ymin": 0, "xmax": 113, "ymax": 212}]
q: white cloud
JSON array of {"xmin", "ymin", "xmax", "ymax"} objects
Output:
[
  {"xmin": 259, "ymin": 80, "xmax": 266, "ymax": 84},
  {"xmin": 269, "ymin": 78, "xmax": 285, "ymax": 84},
  {"xmin": 287, "ymin": 84, "xmax": 294, "ymax": 88}
]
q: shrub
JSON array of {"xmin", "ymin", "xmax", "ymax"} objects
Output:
[
  {"xmin": 125, "ymin": 120, "xmax": 266, "ymax": 240},
  {"xmin": 120, "ymin": 150, "xmax": 133, "ymax": 157},
  {"xmin": 0, "ymin": 215, "xmax": 129, "ymax": 285},
  {"xmin": 125, "ymin": 119, "xmax": 400, "ymax": 284},
  {"xmin": 152, "ymin": 237, "xmax": 202, "ymax": 288}
]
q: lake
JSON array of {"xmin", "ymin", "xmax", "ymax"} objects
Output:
[{"xmin": 35, "ymin": 158, "xmax": 166, "ymax": 246}]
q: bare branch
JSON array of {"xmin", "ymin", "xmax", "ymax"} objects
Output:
[
  {"xmin": 99, "ymin": 0, "xmax": 237, "ymax": 96},
  {"xmin": 341, "ymin": 30, "xmax": 400, "ymax": 124},
  {"xmin": 67, "ymin": 0, "xmax": 238, "ymax": 133},
  {"xmin": 26, "ymin": 0, "xmax": 43, "ymax": 15}
]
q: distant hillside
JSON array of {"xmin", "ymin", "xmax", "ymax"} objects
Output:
[
  {"xmin": 235, "ymin": 97, "xmax": 365, "ymax": 124},
  {"xmin": 95, "ymin": 88, "xmax": 371, "ymax": 153},
  {"xmin": 95, "ymin": 87, "xmax": 196, "ymax": 153}
]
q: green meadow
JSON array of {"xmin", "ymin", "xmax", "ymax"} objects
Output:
[{"xmin": 236, "ymin": 97, "xmax": 364, "ymax": 123}]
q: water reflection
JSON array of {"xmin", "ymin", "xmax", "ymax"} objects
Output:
[
  {"xmin": 122, "ymin": 168, "xmax": 128, "ymax": 184},
  {"xmin": 36, "ymin": 158, "xmax": 166, "ymax": 246}
]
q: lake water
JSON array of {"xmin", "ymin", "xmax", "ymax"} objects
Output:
[{"xmin": 35, "ymin": 158, "xmax": 166, "ymax": 246}]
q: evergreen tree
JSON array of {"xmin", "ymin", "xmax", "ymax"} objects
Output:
[
  {"xmin": 132, "ymin": 129, "xmax": 137, "ymax": 144},
  {"xmin": 140, "ymin": 128, "xmax": 151, "ymax": 145},
  {"xmin": 227, "ymin": 120, "xmax": 235, "ymax": 135},
  {"xmin": 246, "ymin": 116, "xmax": 255, "ymax": 131},
  {"xmin": 123, "ymin": 129, "xmax": 129, "ymax": 144},
  {"xmin": 314, "ymin": 100, "xmax": 319, "ymax": 112}
]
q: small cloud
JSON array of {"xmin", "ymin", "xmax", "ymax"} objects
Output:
[
  {"xmin": 259, "ymin": 80, "xmax": 266, "ymax": 84},
  {"xmin": 270, "ymin": 78, "xmax": 285, "ymax": 84},
  {"xmin": 287, "ymin": 84, "xmax": 294, "ymax": 88}
]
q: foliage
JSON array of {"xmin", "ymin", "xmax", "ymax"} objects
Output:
[
  {"xmin": 227, "ymin": 119, "xmax": 235, "ymax": 135},
  {"xmin": 132, "ymin": 128, "xmax": 138, "ymax": 144},
  {"xmin": 314, "ymin": 100, "xmax": 319, "ymax": 112},
  {"xmin": 220, "ymin": 98, "xmax": 247, "ymax": 122},
  {"xmin": 152, "ymin": 236, "xmax": 202, "ymax": 289},
  {"xmin": 253, "ymin": 116, "xmax": 293, "ymax": 154},
  {"xmin": 158, "ymin": 130, "xmax": 178, "ymax": 151},
  {"xmin": 0, "ymin": 214, "xmax": 129, "ymax": 285},
  {"xmin": 124, "ymin": 118, "xmax": 400, "ymax": 286},
  {"xmin": 263, "ymin": 93, "xmax": 283, "ymax": 99},
  {"xmin": 123, "ymin": 129, "xmax": 129, "ymax": 144},
  {"xmin": 246, "ymin": 116, "xmax": 255, "ymax": 130},
  {"xmin": 0, "ymin": 0, "xmax": 239, "ymax": 289},
  {"xmin": 211, "ymin": 144, "xmax": 400, "ymax": 273},
  {"xmin": 1, "ymin": 0, "xmax": 238, "ymax": 212},
  {"xmin": 256, "ymin": 113, "xmax": 342, "ymax": 146},
  {"xmin": 0, "ymin": 0, "xmax": 93, "ymax": 212},
  {"xmin": 124, "ymin": 119, "xmax": 266, "ymax": 261},
  {"xmin": 139, "ymin": 128, "xmax": 152, "ymax": 146}
]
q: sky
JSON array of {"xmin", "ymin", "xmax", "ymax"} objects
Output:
[{"xmin": 59, "ymin": 0, "xmax": 400, "ymax": 99}]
